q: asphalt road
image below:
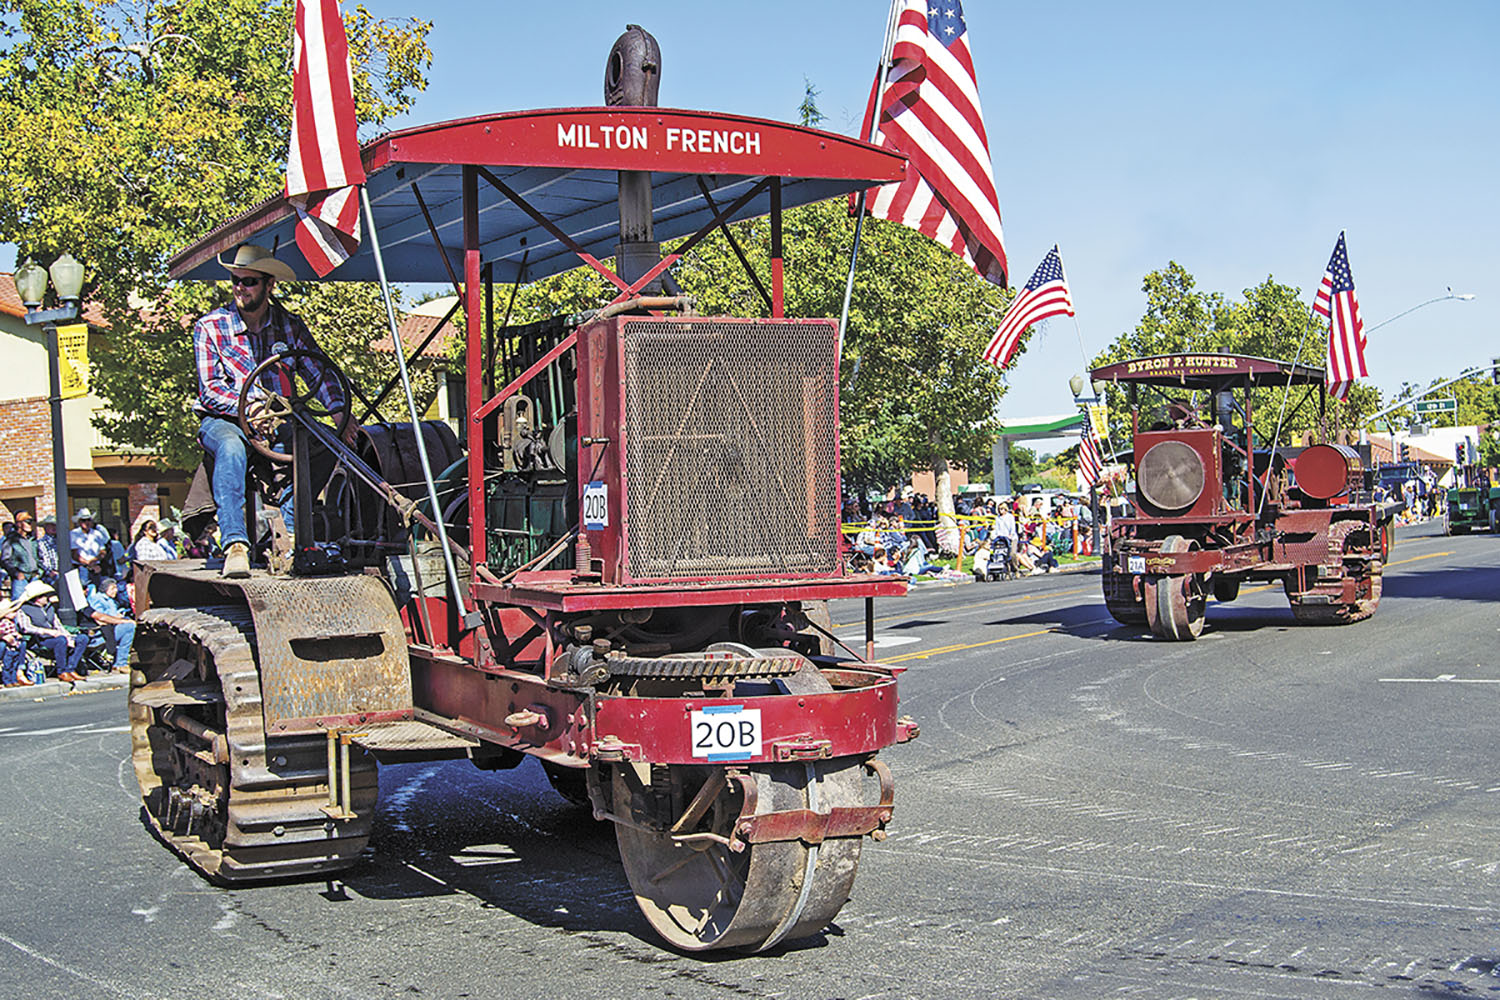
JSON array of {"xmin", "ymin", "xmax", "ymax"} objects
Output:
[{"xmin": 1, "ymin": 520, "xmax": 1495, "ymax": 999}]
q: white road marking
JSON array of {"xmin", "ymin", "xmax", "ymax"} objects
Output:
[
  {"xmin": 836, "ymin": 633, "xmax": 922, "ymax": 647},
  {"xmin": 1379, "ymin": 676, "xmax": 1500, "ymax": 684},
  {"xmin": 0, "ymin": 931, "xmax": 147, "ymax": 998},
  {"xmin": 0, "ymin": 724, "xmax": 91, "ymax": 737}
]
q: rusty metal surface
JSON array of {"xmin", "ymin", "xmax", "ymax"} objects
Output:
[
  {"xmin": 131, "ymin": 604, "xmax": 378, "ymax": 883},
  {"xmin": 139, "ymin": 564, "xmax": 414, "ymax": 735},
  {"xmin": 350, "ymin": 719, "xmax": 479, "ymax": 752},
  {"xmin": 238, "ymin": 574, "xmax": 413, "ymax": 733},
  {"xmin": 620, "ymin": 318, "xmax": 841, "ymax": 581}
]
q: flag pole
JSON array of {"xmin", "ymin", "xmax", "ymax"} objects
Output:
[
  {"xmin": 360, "ymin": 187, "xmax": 472, "ymax": 621},
  {"xmin": 1256, "ymin": 233, "xmax": 1341, "ymax": 518},
  {"xmin": 837, "ymin": 0, "xmax": 902, "ymax": 378}
]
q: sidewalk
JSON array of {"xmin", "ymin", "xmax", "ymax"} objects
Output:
[
  {"xmin": 0, "ymin": 671, "xmax": 130, "ymax": 705},
  {"xmin": 908, "ymin": 555, "xmax": 1102, "ymax": 587}
]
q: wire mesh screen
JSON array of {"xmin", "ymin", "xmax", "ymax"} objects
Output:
[{"xmin": 622, "ymin": 319, "xmax": 841, "ymax": 580}]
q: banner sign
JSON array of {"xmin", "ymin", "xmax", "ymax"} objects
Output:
[{"xmin": 56, "ymin": 323, "xmax": 89, "ymax": 400}]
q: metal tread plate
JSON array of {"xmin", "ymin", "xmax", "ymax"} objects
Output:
[{"xmin": 350, "ymin": 719, "xmax": 479, "ymax": 752}]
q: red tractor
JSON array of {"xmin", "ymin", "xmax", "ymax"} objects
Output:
[
  {"xmin": 129, "ymin": 30, "xmax": 915, "ymax": 952},
  {"xmin": 1095, "ymin": 353, "xmax": 1397, "ymax": 640}
]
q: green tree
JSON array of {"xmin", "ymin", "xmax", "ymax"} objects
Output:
[
  {"xmin": 0, "ymin": 0, "xmax": 432, "ymax": 465},
  {"xmin": 1090, "ymin": 263, "xmax": 1381, "ymax": 446},
  {"xmin": 1006, "ymin": 443, "xmax": 1037, "ymax": 488}
]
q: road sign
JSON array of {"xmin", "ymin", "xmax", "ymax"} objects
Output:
[{"xmin": 1413, "ymin": 397, "xmax": 1456, "ymax": 415}]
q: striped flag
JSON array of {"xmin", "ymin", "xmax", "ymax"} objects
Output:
[
  {"xmin": 1312, "ymin": 231, "xmax": 1366, "ymax": 400},
  {"xmin": 285, "ymin": 0, "xmax": 366, "ymax": 276},
  {"xmin": 860, "ymin": 0, "xmax": 1008, "ymax": 287},
  {"xmin": 983, "ymin": 246, "xmax": 1073, "ymax": 369},
  {"xmin": 1078, "ymin": 428, "xmax": 1102, "ymax": 489}
]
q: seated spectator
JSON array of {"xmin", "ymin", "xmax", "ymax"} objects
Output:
[
  {"xmin": 158, "ymin": 523, "xmax": 181, "ymax": 558},
  {"xmin": 0, "ymin": 597, "xmax": 33, "ymax": 688},
  {"xmin": 855, "ymin": 519, "xmax": 883, "ymax": 558},
  {"xmin": 882, "ymin": 517, "xmax": 908, "ymax": 560},
  {"xmin": 1014, "ymin": 536, "xmax": 1059, "ymax": 575},
  {"xmin": 16, "ymin": 581, "xmax": 89, "ymax": 681},
  {"xmin": 971, "ymin": 540, "xmax": 993, "ymax": 581},
  {"xmin": 131, "ymin": 520, "xmax": 174, "ymax": 562},
  {"xmin": 87, "ymin": 577, "xmax": 135, "ymax": 674},
  {"xmin": 901, "ymin": 538, "xmax": 942, "ymax": 577},
  {"xmin": 870, "ymin": 546, "xmax": 898, "ymax": 575}
]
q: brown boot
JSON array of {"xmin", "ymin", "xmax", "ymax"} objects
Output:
[{"xmin": 222, "ymin": 541, "xmax": 251, "ymax": 579}]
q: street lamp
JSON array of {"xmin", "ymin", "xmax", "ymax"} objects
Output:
[
  {"xmin": 1068, "ymin": 374, "xmax": 1105, "ymax": 555},
  {"xmin": 1366, "ymin": 287, "xmax": 1475, "ymax": 334},
  {"xmin": 18, "ymin": 251, "xmax": 85, "ymax": 625}
]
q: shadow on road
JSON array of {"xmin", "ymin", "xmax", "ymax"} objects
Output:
[
  {"xmin": 327, "ymin": 757, "xmax": 840, "ymax": 957},
  {"xmin": 1381, "ymin": 563, "xmax": 1499, "ymax": 603}
]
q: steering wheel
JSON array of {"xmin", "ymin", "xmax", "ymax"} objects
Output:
[{"xmin": 237, "ymin": 348, "xmax": 354, "ymax": 462}]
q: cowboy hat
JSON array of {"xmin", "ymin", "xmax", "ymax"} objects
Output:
[
  {"xmin": 0, "ymin": 598, "xmax": 15, "ymax": 617},
  {"xmin": 18, "ymin": 580, "xmax": 55, "ymax": 604},
  {"xmin": 39, "ymin": 514, "xmax": 55, "ymax": 526},
  {"xmin": 219, "ymin": 243, "xmax": 296, "ymax": 283},
  {"xmin": 75, "ymin": 507, "xmax": 94, "ymax": 522}
]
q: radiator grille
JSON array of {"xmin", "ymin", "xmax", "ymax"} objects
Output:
[{"xmin": 622, "ymin": 319, "xmax": 840, "ymax": 580}]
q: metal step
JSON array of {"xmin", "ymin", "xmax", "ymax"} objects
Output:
[{"xmin": 350, "ymin": 719, "xmax": 479, "ymax": 753}]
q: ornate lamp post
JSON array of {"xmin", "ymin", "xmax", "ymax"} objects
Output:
[
  {"xmin": 17, "ymin": 253, "xmax": 85, "ymax": 624},
  {"xmin": 1068, "ymin": 373, "xmax": 1105, "ymax": 555}
]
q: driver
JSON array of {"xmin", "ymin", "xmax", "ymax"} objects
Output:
[{"xmin": 193, "ymin": 243, "xmax": 357, "ymax": 578}]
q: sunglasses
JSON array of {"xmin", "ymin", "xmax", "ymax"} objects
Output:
[{"xmin": 230, "ymin": 275, "xmax": 264, "ymax": 288}]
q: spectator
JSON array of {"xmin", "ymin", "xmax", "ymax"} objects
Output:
[
  {"xmin": 16, "ymin": 581, "xmax": 89, "ymax": 681},
  {"xmin": 158, "ymin": 523, "xmax": 180, "ymax": 558},
  {"xmin": 0, "ymin": 597, "xmax": 33, "ymax": 687},
  {"xmin": 870, "ymin": 546, "xmax": 897, "ymax": 575},
  {"xmin": 131, "ymin": 520, "xmax": 174, "ymax": 562},
  {"xmin": 971, "ymin": 540, "xmax": 993, "ymax": 582},
  {"xmin": 36, "ymin": 515, "xmax": 59, "ymax": 586},
  {"xmin": 87, "ymin": 577, "xmax": 135, "ymax": 674},
  {"xmin": 854, "ymin": 518, "xmax": 883, "ymax": 558},
  {"xmin": 70, "ymin": 508, "xmax": 111, "ymax": 584},
  {"xmin": 107, "ymin": 527, "xmax": 129, "ymax": 585},
  {"xmin": 1014, "ymin": 535, "xmax": 1059, "ymax": 575},
  {"xmin": 1, "ymin": 510, "xmax": 42, "ymax": 601},
  {"xmin": 882, "ymin": 516, "xmax": 909, "ymax": 560},
  {"xmin": 992, "ymin": 502, "xmax": 1019, "ymax": 557}
]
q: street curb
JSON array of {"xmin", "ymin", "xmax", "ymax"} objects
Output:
[
  {"xmin": 0, "ymin": 672, "xmax": 129, "ymax": 705},
  {"xmin": 908, "ymin": 558, "xmax": 1102, "ymax": 587}
]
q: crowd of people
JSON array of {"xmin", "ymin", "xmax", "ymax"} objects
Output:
[
  {"xmin": 843, "ymin": 489, "xmax": 1096, "ymax": 582},
  {"xmin": 0, "ymin": 507, "xmax": 184, "ymax": 688}
]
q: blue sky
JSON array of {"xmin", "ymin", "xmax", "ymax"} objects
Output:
[
  {"xmin": 352, "ymin": 0, "xmax": 1496, "ymax": 426},
  {"xmin": 22, "ymin": 1, "xmax": 1496, "ymax": 433}
]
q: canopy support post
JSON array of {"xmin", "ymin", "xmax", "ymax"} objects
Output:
[{"xmin": 360, "ymin": 185, "xmax": 476, "ymax": 630}]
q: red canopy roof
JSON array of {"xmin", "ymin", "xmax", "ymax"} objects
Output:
[{"xmin": 167, "ymin": 108, "xmax": 908, "ymax": 285}]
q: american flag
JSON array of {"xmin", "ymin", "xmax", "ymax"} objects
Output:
[
  {"xmin": 1312, "ymin": 231, "xmax": 1366, "ymax": 400},
  {"xmin": 1078, "ymin": 428, "xmax": 1102, "ymax": 489},
  {"xmin": 983, "ymin": 246, "xmax": 1074, "ymax": 368},
  {"xmin": 860, "ymin": 0, "xmax": 1008, "ymax": 287},
  {"xmin": 285, "ymin": 0, "xmax": 366, "ymax": 276}
]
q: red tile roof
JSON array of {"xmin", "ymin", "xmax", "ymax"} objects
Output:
[
  {"xmin": 371, "ymin": 312, "xmax": 453, "ymax": 356},
  {"xmin": 0, "ymin": 273, "xmax": 106, "ymax": 326}
]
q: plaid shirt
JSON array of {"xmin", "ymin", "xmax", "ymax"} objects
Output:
[
  {"xmin": 193, "ymin": 300, "xmax": 345, "ymax": 417},
  {"xmin": 37, "ymin": 533, "xmax": 57, "ymax": 577},
  {"xmin": 0, "ymin": 615, "xmax": 19, "ymax": 646}
]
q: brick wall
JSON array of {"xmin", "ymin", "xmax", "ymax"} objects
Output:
[
  {"xmin": 127, "ymin": 482, "xmax": 161, "ymax": 539},
  {"xmin": 0, "ymin": 396, "xmax": 54, "ymax": 520}
]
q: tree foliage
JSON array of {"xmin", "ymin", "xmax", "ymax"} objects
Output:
[
  {"xmin": 1090, "ymin": 262, "xmax": 1382, "ymax": 446},
  {"xmin": 0, "ymin": 0, "xmax": 432, "ymax": 466}
]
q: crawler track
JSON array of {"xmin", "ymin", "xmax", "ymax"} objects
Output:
[{"xmin": 129, "ymin": 604, "xmax": 378, "ymax": 883}]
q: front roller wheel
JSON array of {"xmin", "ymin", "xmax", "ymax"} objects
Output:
[
  {"xmin": 612, "ymin": 758, "xmax": 866, "ymax": 952},
  {"xmin": 1143, "ymin": 573, "xmax": 1205, "ymax": 640}
]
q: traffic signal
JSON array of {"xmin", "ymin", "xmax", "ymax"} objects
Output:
[
  {"xmin": 1456, "ymin": 441, "xmax": 1467, "ymax": 465},
  {"xmin": 1399, "ymin": 442, "xmax": 1410, "ymax": 462}
]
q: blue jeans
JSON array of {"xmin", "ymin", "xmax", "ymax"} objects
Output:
[
  {"xmin": 36, "ymin": 634, "xmax": 87, "ymax": 676},
  {"xmin": 199, "ymin": 416, "xmax": 300, "ymax": 549},
  {"xmin": 1, "ymin": 643, "xmax": 24, "ymax": 684},
  {"xmin": 199, "ymin": 416, "xmax": 252, "ymax": 548},
  {"xmin": 107, "ymin": 621, "xmax": 135, "ymax": 670}
]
